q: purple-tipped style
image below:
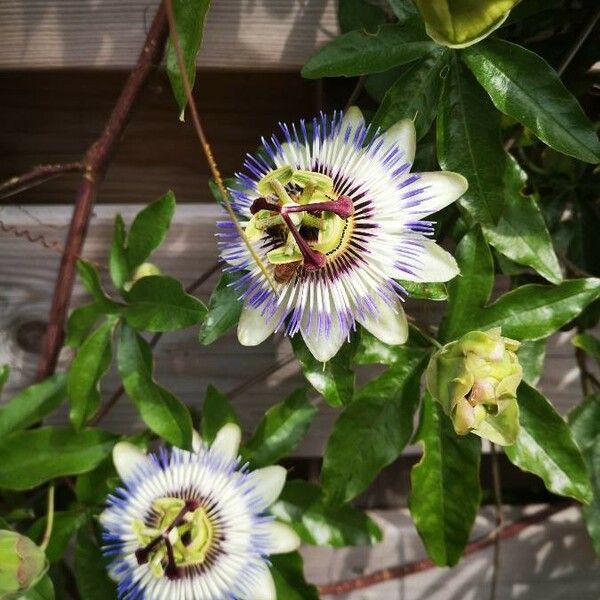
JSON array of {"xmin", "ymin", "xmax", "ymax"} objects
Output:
[{"xmin": 219, "ymin": 107, "xmax": 468, "ymax": 361}]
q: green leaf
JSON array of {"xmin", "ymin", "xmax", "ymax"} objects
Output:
[
  {"xmin": 270, "ymin": 552, "xmax": 319, "ymax": 600},
  {"xmin": 399, "ymin": 279, "xmax": 448, "ymax": 301},
  {"xmin": 22, "ymin": 574, "xmax": 54, "ymax": 600},
  {"xmin": 409, "ymin": 392, "xmax": 481, "ymax": 566},
  {"xmin": 0, "ymin": 427, "xmax": 116, "ymax": 490},
  {"xmin": 321, "ymin": 349, "xmax": 427, "ymax": 503},
  {"xmin": 74, "ymin": 525, "xmax": 117, "ymax": 600},
  {"xmin": 569, "ymin": 395, "xmax": 600, "ymax": 557},
  {"xmin": 372, "ymin": 48, "xmax": 448, "ymax": 140},
  {"xmin": 126, "ymin": 192, "xmax": 176, "ymax": 270},
  {"xmin": 65, "ymin": 303, "xmax": 104, "ymax": 348},
  {"xmin": 291, "ymin": 334, "xmax": 358, "ymax": 407},
  {"xmin": 572, "ymin": 333, "xmax": 600, "ymax": 363},
  {"xmin": 437, "ymin": 58, "xmax": 505, "ymax": 225},
  {"xmin": 109, "ymin": 213, "xmax": 129, "ymax": 290},
  {"xmin": 123, "ymin": 275, "xmax": 206, "ymax": 332},
  {"xmin": 415, "ymin": 0, "xmax": 519, "ymax": 48},
  {"xmin": 270, "ymin": 480, "xmax": 381, "ymax": 546},
  {"xmin": 505, "ymin": 383, "xmax": 592, "ymax": 503},
  {"xmin": 67, "ymin": 319, "xmax": 115, "ymax": 429},
  {"xmin": 201, "ymin": 385, "xmax": 240, "ymax": 444},
  {"xmin": 387, "ymin": 0, "xmax": 419, "ymax": 21},
  {"xmin": 355, "ymin": 329, "xmax": 430, "ymax": 364},
  {"xmin": 463, "ymin": 38, "xmax": 600, "ymax": 163},
  {"xmin": 338, "ymin": 0, "xmax": 387, "ymax": 34},
  {"xmin": 482, "ymin": 156, "xmax": 562, "ymax": 284},
  {"xmin": 75, "ymin": 456, "xmax": 119, "ymax": 507},
  {"xmin": 439, "ymin": 227, "xmax": 493, "ymax": 343},
  {"xmin": 76, "ymin": 260, "xmax": 120, "ymax": 313},
  {"xmin": 166, "ymin": 1, "xmax": 211, "ymax": 114},
  {"xmin": 28, "ymin": 510, "xmax": 87, "ymax": 563},
  {"xmin": 0, "ymin": 364, "xmax": 9, "ymax": 396},
  {"xmin": 244, "ymin": 389, "xmax": 317, "ymax": 468},
  {"xmin": 198, "ymin": 273, "xmax": 243, "ymax": 345},
  {"xmin": 517, "ymin": 338, "xmax": 547, "ymax": 386},
  {"xmin": 302, "ymin": 21, "xmax": 435, "ymax": 78},
  {"xmin": 0, "ymin": 374, "xmax": 67, "ymax": 438},
  {"xmin": 476, "ymin": 278, "xmax": 600, "ymax": 341},
  {"xmin": 117, "ymin": 323, "xmax": 193, "ymax": 449}
]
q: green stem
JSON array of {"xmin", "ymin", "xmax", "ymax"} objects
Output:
[{"xmin": 40, "ymin": 484, "xmax": 55, "ymax": 551}]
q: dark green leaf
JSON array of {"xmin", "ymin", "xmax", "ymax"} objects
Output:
[
  {"xmin": 198, "ymin": 273, "xmax": 243, "ymax": 345},
  {"xmin": 126, "ymin": 192, "xmax": 176, "ymax": 270},
  {"xmin": 439, "ymin": 227, "xmax": 493, "ymax": 343},
  {"xmin": 28, "ymin": 510, "xmax": 87, "ymax": 563},
  {"xmin": 387, "ymin": 0, "xmax": 419, "ymax": 20},
  {"xmin": 291, "ymin": 334, "xmax": 357, "ymax": 407},
  {"xmin": 302, "ymin": 22, "xmax": 435, "ymax": 78},
  {"xmin": 463, "ymin": 38, "xmax": 600, "ymax": 163},
  {"xmin": 400, "ymin": 279, "xmax": 448, "ymax": 301},
  {"xmin": 244, "ymin": 389, "xmax": 317, "ymax": 467},
  {"xmin": 117, "ymin": 324, "xmax": 193, "ymax": 449},
  {"xmin": 74, "ymin": 525, "xmax": 117, "ymax": 600},
  {"xmin": 338, "ymin": 0, "xmax": 387, "ymax": 34},
  {"xmin": 201, "ymin": 385, "xmax": 240, "ymax": 444},
  {"xmin": 476, "ymin": 278, "xmax": 600, "ymax": 340},
  {"xmin": 75, "ymin": 456, "xmax": 119, "ymax": 507},
  {"xmin": 22, "ymin": 574, "xmax": 54, "ymax": 600},
  {"xmin": 65, "ymin": 303, "xmax": 104, "ymax": 348},
  {"xmin": 572, "ymin": 333, "xmax": 600, "ymax": 363},
  {"xmin": 124, "ymin": 275, "xmax": 206, "ymax": 332},
  {"xmin": 109, "ymin": 213, "xmax": 129, "ymax": 290},
  {"xmin": 373, "ymin": 48, "xmax": 448, "ymax": 140},
  {"xmin": 517, "ymin": 338, "xmax": 547, "ymax": 386},
  {"xmin": 270, "ymin": 552, "xmax": 319, "ymax": 600},
  {"xmin": 76, "ymin": 260, "xmax": 120, "ymax": 313},
  {"xmin": 0, "ymin": 427, "xmax": 116, "ymax": 490},
  {"xmin": 166, "ymin": 1, "xmax": 210, "ymax": 113},
  {"xmin": 437, "ymin": 59, "xmax": 505, "ymax": 225},
  {"xmin": 270, "ymin": 480, "xmax": 381, "ymax": 546},
  {"xmin": 355, "ymin": 329, "xmax": 431, "ymax": 364},
  {"xmin": 68, "ymin": 319, "xmax": 115, "ymax": 429},
  {"xmin": 483, "ymin": 156, "xmax": 562, "ymax": 284},
  {"xmin": 322, "ymin": 349, "xmax": 427, "ymax": 503},
  {"xmin": 409, "ymin": 392, "xmax": 481, "ymax": 566},
  {"xmin": 505, "ymin": 383, "xmax": 592, "ymax": 503},
  {"xmin": 0, "ymin": 374, "xmax": 67, "ymax": 438},
  {"xmin": 0, "ymin": 364, "xmax": 9, "ymax": 396}
]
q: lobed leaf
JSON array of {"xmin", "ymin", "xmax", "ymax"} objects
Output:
[
  {"xmin": 572, "ymin": 333, "xmax": 600, "ymax": 363},
  {"xmin": 74, "ymin": 525, "xmax": 118, "ymax": 600},
  {"xmin": 109, "ymin": 213, "xmax": 129, "ymax": 290},
  {"xmin": 65, "ymin": 303, "xmax": 104, "ymax": 348},
  {"xmin": 201, "ymin": 385, "xmax": 241, "ymax": 444},
  {"xmin": 198, "ymin": 273, "xmax": 243, "ymax": 345},
  {"xmin": 76, "ymin": 260, "xmax": 120, "ymax": 313},
  {"xmin": 270, "ymin": 552, "xmax": 319, "ymax": 600}
]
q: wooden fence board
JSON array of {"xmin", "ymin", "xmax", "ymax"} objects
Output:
[{"xmin": 0, "ymin": 204, "xmax": 596, "ymax": 458}]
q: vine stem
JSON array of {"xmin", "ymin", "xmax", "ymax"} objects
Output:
[
  {"xmin": 36, "ymin": 3, "xmax": 169, "ymax": 381},
  {"xmin": 317, "ymin": 502, "xmax": 570, "ymax": 596},
  {"xmin": 163, "ymin": 0, "xmax": 276, "ymax": 293},
  {"xmin": 0, "ymin": 162, "xmax": 84, "ymax": 200},
  {"xmin": 488, "ymin": 443, "xmax": 504, "ymax": 600},
  {"xmin": 39, "ymin": 484, "xmax": 55, "ymax": 551}
]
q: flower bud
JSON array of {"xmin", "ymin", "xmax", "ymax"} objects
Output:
[
  {"xmin": 0, "ymin": 530, "xmax": 48, "ymax": 599},
  {"xmin": 123, "ymin": 262, "xmax": 162, "ymax": 291},
  {"xmin": 426, "ymin": 328, "xmax": 522, "ymax": 445}
]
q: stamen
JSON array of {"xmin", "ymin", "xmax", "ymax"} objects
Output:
[
  {"xmin": 281, "ymin": 213, "xmax": 325, "ymax": 271},
  {"xmin": 282, "ymin": 195, "xmax": 354, "ymax": 220},
  {"xmin": 250, "ymin": 197, "xmax": 280, "ymax": 215}
]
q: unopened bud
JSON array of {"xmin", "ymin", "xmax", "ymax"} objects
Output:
[
  {"xmin": 124, "ymin": 263, "xmax": 162, "ymax": 291},
  {"xmin": 426, "ymin": 328, "xmax": 522, "ymax": 445},
  {"xmin": 0, "ymin": 530, "xmax": 48, "ymax": 599}
]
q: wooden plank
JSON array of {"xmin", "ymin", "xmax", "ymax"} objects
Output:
[
  {"xmin": 0, "ymin": 205, "xmax": 596, "ymax": 458},
  {"xmin": 0, "ymin": 70, "xmax": 320, "ymax": 205},
  {"xmin": 0, "ymin": 0, "xmax": 339, "ymax": 70},
  {"xmin": 303, "ymin": 505, "xmax": 600, "ymax": 599}
]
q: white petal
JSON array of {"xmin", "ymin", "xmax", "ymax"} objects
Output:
[
  {"xmin": 238, "ymin": 303, "xmax": 279, "ymax": 346},
  {"xmin": 191, "ymin": 430, "xmax": 203, "ymax": 453},
  {"xmin": 112, "ymin": 442, "xmax": 149, "ymax": 482},
  {"xmin": 211, "ymin": 423, "xmax": 241, "ymax": 461},
  {"xmin": 263, "ymin": 521, "xmax": 301, "ymax": 555},
  {"xmin": 243, "ymin": 561, "xmax": 276, "ymax": 600},
  {"xmin": 341, "ymin": 106, "xmax": 365, "ymax": 133},
  {"xmin": 404, "ymin": 241, "xmax": 460, "ymax": 282},
  {"xmin": 382, "ymin": 118, "xmax": 416, "ymax": 165},
  {"xmin": 402, "ymin": 171, "xmax": 468, "ymax": 220},
  {"xmin": 248, "ymin": 465, "xmax": 287, "ymax": 511},
  {"xmin": 300, "ymin": 310, "xmax": 350, "ymax": 363},
  {"xmin": 356, "ymin": 295, "xmax": 408, "ymax": 346}
]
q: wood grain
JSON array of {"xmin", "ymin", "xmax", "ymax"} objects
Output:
[
  {"xmin": 0, "ymin": 0, "xmax": 339, "ymax": 70},
  {"xmin": 0, "ymin": 204, "xmax": 595, "ymax": 459}
]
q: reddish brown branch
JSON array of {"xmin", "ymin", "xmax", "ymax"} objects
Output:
[
  {"xmin": 0, "ymin": 162, "xmax": 84, "ymax": 200},
  {"xmin": 36, "ymin": 3, "xmax": 169, "ymax": 380},
  {"xmin": 317, "ymin": 502, "xmax": 571, "ymax": 596}
]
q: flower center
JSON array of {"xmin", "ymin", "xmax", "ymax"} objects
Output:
[
  {"xmin": 133, "ymin": 497, "xmax": 216, "ymax": 580},
  {"xmin": 247, "ymin": 167, "xmax": 354, "ymax": 280}
]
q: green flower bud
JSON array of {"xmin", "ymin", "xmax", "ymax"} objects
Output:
[
  {"xmin": 123, "ymin": 262, "xmax": 162, "ymax": 292},
  {"xmin": 0, "ymin": 530, "xmax": 48, "ymax": 600},
  {"xmin": 426, "ymin": 328, "xmax": 522, "ymax": 445},
  {"xmin": 414, "ymin": 0, "xmax": 520, "ymax": 48}
]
